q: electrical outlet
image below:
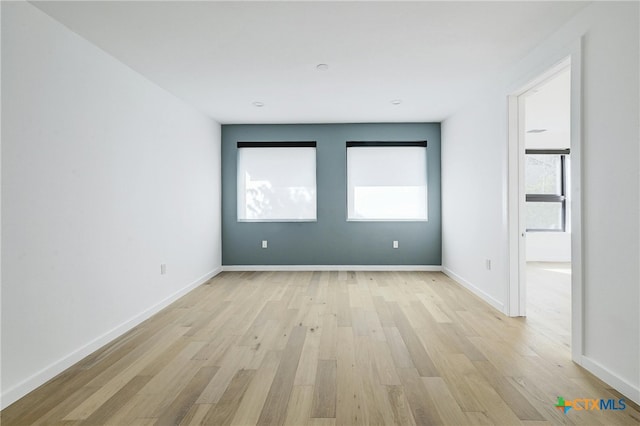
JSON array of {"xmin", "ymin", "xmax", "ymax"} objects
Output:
[
  {"xmin": 261, "ymin": 240, "xmax": 268, "ymax": 249},
  {"xmin": 485, "ymin": 259, "xmax": 491, "ymax": 270},
  {"xmin": 160, "ymin": 264, "xmax": 167, "ymax": 275},
  {"xmin": 393, "ymin": 240, "xmax": 399, "ymax": 249}
]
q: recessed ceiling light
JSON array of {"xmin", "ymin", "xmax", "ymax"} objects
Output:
[
  {"xmin": 391, "ymin": 99, "xmax": 402, "ymax": 105},
  {"xmin": 527, "ymin": 129, "xmax": 547, "ymax": 133},
  {"xmin": 252, "ymin": 101, "xmax": 264, "ymax": 107},
  {"xmin": 316, "ymin": 63, "xmax": 329, "ymax": 71}
]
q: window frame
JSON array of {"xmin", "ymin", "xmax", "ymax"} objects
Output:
[
  {"xmin": 345, "ymin": 140, "xmax": 428, "ymax": 222},
  {"xmin": 236, "ymin": 141, "xmax": 317, "ymax": 223},
  {"xmin": 525, "ymin": 148, "xmax": 570, "ymax": 232}
]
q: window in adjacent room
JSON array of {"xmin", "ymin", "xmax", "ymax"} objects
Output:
[
  {"xmin": 237, "ymin": 142, "xmax": 317, "ymax": 222},
  {"xmin": 525, "ymin": 149, "xmax": 570, "ymax": 231},
  {"xmin": 346, "ymin": 141, "xmax": 428, "ymax": 221}
]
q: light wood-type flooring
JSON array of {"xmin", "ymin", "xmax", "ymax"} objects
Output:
[
  {"xmin": 526, "ymin": 262, "xmax": 572, "ymax": 350},
  {"xmin": 3, "ymin": 267, "xmax": 639, "ymax": 425}
]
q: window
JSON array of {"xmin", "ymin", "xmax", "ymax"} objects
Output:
[
  {"xmin": 525, "ymin": 149, "xmax": 570, "ymax": 231},
  {"xmin": 346, "ymin": 141, "xmax": 428, "ymax": 221},
  {"xmin": 237, "ymin": 142, "xmax": 316, "ymax": 222}
]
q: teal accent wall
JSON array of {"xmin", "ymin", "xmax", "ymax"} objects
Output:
[{"xmin": 222, "ymin": 123, "xmax": 441, "ymax": 265}]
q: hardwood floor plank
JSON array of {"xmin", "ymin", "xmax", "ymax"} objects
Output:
[
  {"xmin": 404, "ymin": 302, "xmax": 435, "ymax": 330},
  {"xmin": 348, "ymin": 284, "xmax": 364, "ymax": 308},
  {"xmin": 416, "ymin": 292, "xmax": 452, "ymax": 324},
  {"xmin": 439, "ymin": 323, "xmax": 487, "ymax": 361},
  {"xmin": 196, "ymin": 345, "xmax": 251, "ymax": 404},
  {"xmin": 365, "ymin": 309, "xmax": 386, "ymax": 342},
  {"xmin": 464, "ymin": 411, "xmax": 494, "ymax": 425},
  {"xmin": 336, "ymin": 286, "xmax": 352, "ymax": 327},
  {"xmin": 385, "ymin": 385, "xmax": 417, "ymax": 426},
  {"xmin": 307, "ymin": 271, "xmax": 321, "ymax": 296},
  {"xmin": 335, "ymin": 326, "xmax": 362, "ymax": 426},
  {"xmin": 256, "ymin": 326, "xmax": 307, "ymax": 426},
  {"xmin": 307, "ymin": 418, "xmax": 337, "ymax": 426},
  {"xmin": 351, "ymin": 308, "xmax": 370, "ymax": 337},
  {"xmin": 421, "ymin": 376, "xmax": 471, "ymax": 426},
  {"xmin": 154, "ymin": 366, "xmax": 219, "ymax": 426},
  {"xmin": 201, "ymin": 368, "xmax": 256, "ymax": 426},
  {"xmin": 396, "ymin": 367, "xmax": 442, "ymax": 426},
  {"xmin": 372, "ymin": 340, "xmax": 402, "ymax": 385},
  {"xmin": 81, "ymin": 375, "xmax": 152, "ymax": 426},
  {"xmin": 294, "ymin": 325, "xmax": 322, "ymax": 385},
  {"xmin": 30, "ymin": 385, "xmax": 102, "ymax": 426},
  {"xmin": 283, "ymin": 385, "xmax": 314, "ymax": 426},
  {"xmin": 191, "ymin": 333, "xmax": 239, "ymax": 364},
  {"xmin": 302, "ymin": 303, "xmax": 325, "ymax": 328},
  {"xmin": 472, "ymin": 359, "xmax": 545, "ymax": 421},
  {"xmin": 464, "ymin": 372, "xmax": 524, "ymax": 425},
  {"xmin": 388, "ymin": 303, "xmax": 439, "ymax": 377},
  {"xmin": 137, "ymin": 331, "xmax": 193, "ymax": 378},
  {"xmin": 183, "ymin": 299, "xmax": 231, "ymax": 338},
  {"xmin": 103, "ymin": 393, "xmax": 157, "ymax": 425},
  {"xmin": 140, "ymin": 342, "xmax": 206, "ymax": 398},
  {"xmin": 383, "ymin": 327, "xmax": 415, "ymax": 369},
  {"xmin": 311, "ymin": 359, "xmax": 337, "ymax": 418},
  {"xmin": 178, "ymin": 403, "xmax": 212, "ymax": 426},
  {"xmin": 264, "ymin": 308, "xmax": 302, "ymax": 352},
  {"xmin": 318, "ymin": 313, "xmax": 338, "ymax": 361},
  {"xmin": 372, "ymin": 296, "xmax": 395, "ymax": 327},
  {"xmin": 83, "ymin": 317, "xmax": 185, "ymax": 388},
  {"xmin": 430, "ymin": 353, "xmax": 485, "ymax": 412},
  {"xmin": 230, "ymin": 351, "xmax": 281, "ymax": 426},
  {"xmin": 354, "ymin": 336, "xmax": 396, "ymax": 426}
]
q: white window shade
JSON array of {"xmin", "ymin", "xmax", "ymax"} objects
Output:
[
  {"xmin": 347, "ymin": 144, "xmax": 427, "ymax": 221},
  {"xmin": 237, "ymin": 144, "xmax": 316, "ymax": 221}
]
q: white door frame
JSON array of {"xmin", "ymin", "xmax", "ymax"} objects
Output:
[{"xmin": 507, "ymin": 39, "xmax": 583, "ymax": 363}]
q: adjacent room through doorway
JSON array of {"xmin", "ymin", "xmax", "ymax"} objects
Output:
[{"xmin": 521, "ymin": 67, "xmax": 572, "ymax": 346}]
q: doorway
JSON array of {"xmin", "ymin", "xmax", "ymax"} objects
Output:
[
  {"xmin": 507, "ymin": 52, "xmax": 583, "ymax": 362},
  {"xmin": 523, "ymin": 68, "xmax": 572, "ymax": 347}
]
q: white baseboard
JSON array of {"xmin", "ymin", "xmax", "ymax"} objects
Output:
[
  {"xmin": 222, "ymin": 265, "xmax": 442, "ymax": 272},
  {"xmin": 442, "ymin": 266, "xmax": 505, "ymax": 314},
  {"xmin": 0, "ymin": 266, "xmax": 222, "ymax": 410},
  {"xmin": 580, "ymin": 356, "xmax": 640, "ymax": 406}
]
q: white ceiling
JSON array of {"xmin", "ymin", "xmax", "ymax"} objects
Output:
[{"xmin": 32, "ymin": 1, "xmax": 589, "ymax": 124}]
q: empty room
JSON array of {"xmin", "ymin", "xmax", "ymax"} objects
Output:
[{"xmin": 1, "ymin": 1, "xmax": 639, "ymax": 425}]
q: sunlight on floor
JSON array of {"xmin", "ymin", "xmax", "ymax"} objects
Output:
[
  {"xmin": 542, "ymin": 265, "xmax": 572, "ymax": 275},
  {"xmin": 526, "ymin": 262, "xmax": 571, "ymax": 348}
]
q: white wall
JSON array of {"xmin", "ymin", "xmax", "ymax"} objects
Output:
[
  {"xmin": 1, "ymin": 2, "xmax": 222, "ymax": 408},
  {"xmin": 441, "ymin": 92, "xmax": 508, "ymax": 313},
  {"xmin": 442, "ymin": 2, "xmax": 639, "ymax": 404}
]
